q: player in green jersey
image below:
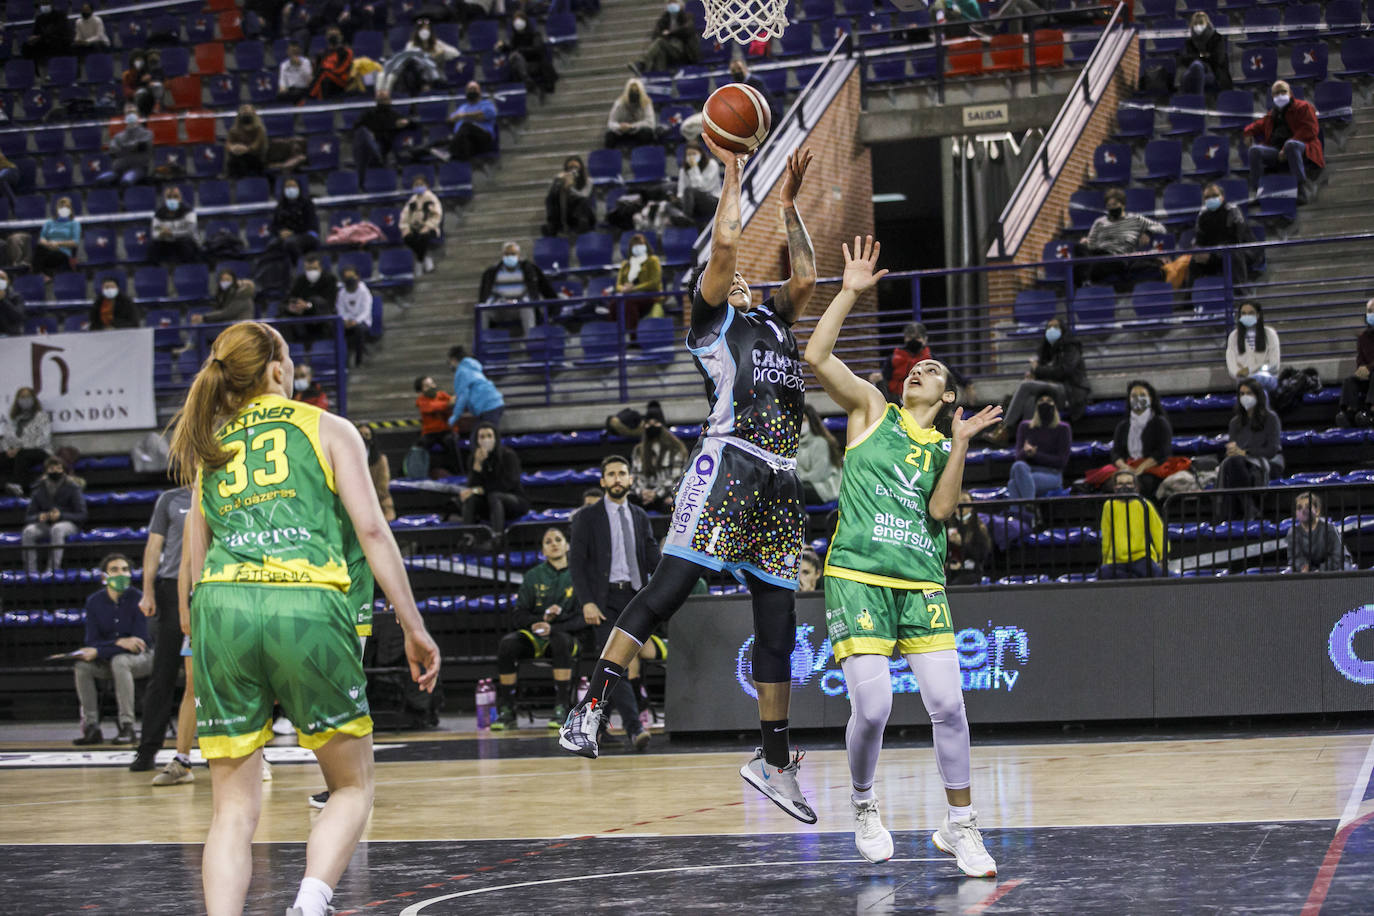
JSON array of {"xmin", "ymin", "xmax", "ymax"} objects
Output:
[
  {"xmin": 168, "ymin": 321, "xmax": 440, "ymax": 916},
  {"xmin": 803, "ymin": 237, "xmax": 1003, "ymax": 878}
]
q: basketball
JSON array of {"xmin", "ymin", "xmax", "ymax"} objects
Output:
[{"xmin": 702, "ymin": 83, "xmax": 773, "ymax": 154}]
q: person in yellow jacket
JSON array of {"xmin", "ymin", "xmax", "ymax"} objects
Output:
[
  {"xmin": 1098, "ymin": 470, "xmax": 1165, "ymax": 579},
  {"xmin": 613, "ymin": 232, "xmax": 663, "ymax": 331}
]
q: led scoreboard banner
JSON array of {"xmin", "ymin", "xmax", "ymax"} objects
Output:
[{"xmin": 664, "ymin": 573, "xmax": 1374, "ymax": 732}]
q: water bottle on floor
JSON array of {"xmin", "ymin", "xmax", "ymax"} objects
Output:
[
  {"xmin": 576, "ymin": 675, "xmax": 589, "ymax": 704},
  {"xmin": 475, "ymin": 678, "xmax": 496, "ymax": 729}
]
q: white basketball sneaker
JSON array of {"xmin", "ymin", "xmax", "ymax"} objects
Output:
[
  {"xmin": 932, "ymin": 810, "xmax": 997, "ymax": 877},
  {"xmin": 558, "ymin": 699, "xmax": 606, "ymax": 759},
  {"xmin": 739, "ymin": 747, "xmax": 817, "ymax": 824},
  {"xmin": 852, "ymin": 797, "xmax": 894, "ymax": 863}
]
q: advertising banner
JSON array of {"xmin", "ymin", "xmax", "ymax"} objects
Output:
[
  {"xmin": 665, "ymin": 574, "xmax": 1374, "ymax": 731},
  {"xmin": 0, "ymin": 329, "xmax": 156, "ymax": 433}
]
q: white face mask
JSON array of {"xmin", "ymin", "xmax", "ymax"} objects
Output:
[
  {"xmin": 1192, "ymin": 23, "xmax": 1206, "ymax": 34},
  {"xmin": 418, "ymin": 28, "xmax": 431, "ymax": 41},
  {"xmin": 294, "ymin": 377, "xmax": 309, "ymax": 391},
  {"xmin": 57, "ymin": 207, "xmax": 72, "ymax": 219},
  {"xmin": 284, "ymin": 186, "xmax": 299, "ymax": 200},
  {"xmin": 102, "ymin": 286, "xmax": 118, "ymax": 298},
  {"xmin": 631, "ymin": 244, "xmax": 647, "ymax": 258},
  {"xmin": 1273, "ymin": 94, "xmax": 1290, "ymax": 108},
  {"xmin": 125, "ymin": 113, "xmax": 139, "ymax": 127},
  {"xmin": 219, "ymin": 279, "xmax": 233, "ymax": 291},
  {"xmin": 0, "ymin": 279, "xmax": 7, "ymax": 292},
  {"xmin": 305, "ymin": 269, "xmax": 321, "ymax": 282},
  {"xmin": 1239, "ymin": 393, "xmax": 1258, "ymax": 411},
  {"xmin": 685, "ymin": 152, "xmax": 700, "ymax": 166},
  {"xmin": 513, "ymin": 18, "xmax": 527, "ymax": 30}
]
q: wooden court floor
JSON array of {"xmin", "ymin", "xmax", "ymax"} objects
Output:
[{"xmin": 1, "ymin": 728, "xmax": 1372, "ymax": 914}]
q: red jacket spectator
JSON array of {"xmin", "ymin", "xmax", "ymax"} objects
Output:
[
  {"xmin": 416, "ymin": 389, "xmax": 454, "ymax": 435},
  {"xmin": 294, "ymin": 381, "xmax": 329, "ymax": 411},
  {"xmin": 1244, "ymin": 98, "xmax": 1323, "ymax": 168}
]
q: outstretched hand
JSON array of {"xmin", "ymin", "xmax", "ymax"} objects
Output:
[
  {"xmin": 841, "ymin": 235, "xmax": 888, "ymax": 293},
  {"xmin": 950, "ymin": 405, "xmax": 1004, "ymax": 444},
  {"xmin": 701, "ymin": 132, "xmax": 748, "ymax": 170},
  {"xmin": 780, "ymin": 147, "xmax": 813, "ymax": 206}
]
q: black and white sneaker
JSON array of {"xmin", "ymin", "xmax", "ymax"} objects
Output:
[
  {"xmin": 740, "ymin": 747, "xmax": 817, "ymax": 824},
  {"xmin": 308, "ymin": 790, "xmax": 330, "ymax": 809},
  {"xmin": 558, "ymin": 699, "xmax": 605, "ymax": 759}
]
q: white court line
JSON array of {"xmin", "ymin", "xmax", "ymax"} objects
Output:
[
  {"xmin": 1338, "ymin": 733, "xmax": 1374, "ymax": 829},
  {"xmin": 396, "ymin": 859, "xmax": 948, "ymax": 915}
]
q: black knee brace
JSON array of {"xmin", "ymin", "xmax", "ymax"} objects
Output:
[
  {"xmin": 495, "ymin": 631, "xmax": 530, "ymax": 676},
  {"xmin": 548, "ymin": 630, "xmax": 575, "ymax": 669},
  {"xmin": 613, "ymin": 556, "xmax": 705, "ymax": 643},
  {"xmin": 747, "ymin": 574, "xmax": 797, "ymax": 684}
]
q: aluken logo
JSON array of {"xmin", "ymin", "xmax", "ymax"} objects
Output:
[
  {"xmin": 734, "ymin": 622, "xmax": 1029, "ymax": 700},
  {"xmin": 1329, "ymin": 605, "xmax": 1374, "ymax": 685},
  {"xmin": 671, "ymin": 453, "xmax": 716, "ymax": 534}
]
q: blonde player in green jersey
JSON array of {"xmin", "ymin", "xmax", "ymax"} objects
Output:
[
  {"xmin": 168, "ymin": 321, "xmax": 441, "ymax": 916},
  {"xmin": 803, "ymin": 236, "xmax": 1003, "ymax": 878}
]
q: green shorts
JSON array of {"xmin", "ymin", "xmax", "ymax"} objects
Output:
[
  {"xmin": 350, "ymin": 573, "xmax": 375, "ymax": 638},
  {"xmin": 191, "ymin": 583, "xmax": 373, "ymax": 759},
  {"xmin": 824, "ymin": 575, "xmax": 955, "ymax": 663}
]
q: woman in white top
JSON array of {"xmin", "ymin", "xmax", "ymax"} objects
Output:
[
  {"xmin": 1225, "ymin": 301, "xmax": 1281, "ymax": 391},
  {"xmin": 335, "ymin": 268, "xmax": 373, "ymax": 368},
  {"xmin": 796, "ymin": 404, "xmax": 843, "ymax": 504},
  {"xmin": 604, "ymin": 78, "xmax": 657, "ymax": 149},
  {"xmin": 676, "ymin": 140, "xmax": 721, "ymax": 223},
  {"xmin": 406, "ymin": 18, "xmax": 461, "ymax": 63}
]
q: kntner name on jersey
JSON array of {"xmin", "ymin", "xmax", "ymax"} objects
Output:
[{"xmin": 752, "ymin": 349, "xmax": 804, "ymax": 390}]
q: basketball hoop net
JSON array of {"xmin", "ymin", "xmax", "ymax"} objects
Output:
[{"xmin": 701, "ymin": 0, "xmax": 788, "ymax": 45}]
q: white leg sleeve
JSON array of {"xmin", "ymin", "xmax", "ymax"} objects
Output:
[
  {"xmin": 905, "ymin": 649, "xmax": 971, "ymax": 791},
  {"xmin": 841, "ymin": 653, "xmax": 893, "ymax": 792}
]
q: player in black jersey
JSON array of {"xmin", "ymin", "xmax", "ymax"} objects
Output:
[{"xmin": 561, "ymin": 137, "xmax": 820, "ymax": 823}]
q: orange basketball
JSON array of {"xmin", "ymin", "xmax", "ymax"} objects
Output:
[{"xmin": 702, "ymin": 83, "xmax": 772, "ymax": 154}]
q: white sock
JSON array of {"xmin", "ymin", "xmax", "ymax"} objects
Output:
[
  {"xmin": 851, "ymin": 784, "xmax": 875, "ymax": 803},
  {"xmin": 174, "ymin": 753, "xmax": 191, "ymax": 766},
  {"xmin": 948, "ymin": 803, "xmax": 973, "ymax": 822},
  {"xmin": 293, "ymin": 877, "xmax": 333, "ymax": 916}
]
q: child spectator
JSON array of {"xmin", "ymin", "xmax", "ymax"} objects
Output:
[
  {"xmin": 1225, "ymin": 301, "xmax": 1281, "ymax": 392},
  {"xmin": 1287, "ymin": 492, "xmax": 1347, "ymax": 573},
  {"xmin": 1007, "ymin": 393, "xmax": 1070, "ymax": 502},
  {"xmin": 1335, "ymin": 298, "xmax": 1374, "ymax": 427},
  {"xmin": 630, "ymin": 401, "xmax": 686, "ymax": 513}
]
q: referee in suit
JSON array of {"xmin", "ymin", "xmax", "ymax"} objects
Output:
[{"xmin": 570, "ymin": 455, "xmax": 658, "ymax": 751}]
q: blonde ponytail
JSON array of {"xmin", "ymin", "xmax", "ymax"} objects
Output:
[{"xmin": 167, "ymin": 321, "xmax": 283, "ymax": 486}]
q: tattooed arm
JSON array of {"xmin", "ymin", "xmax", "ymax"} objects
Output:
[
  {"xmin": 696, "ymin": 133, "xmax": 746, "ymax": 312},
  {"xmin": 772, "ymin": 147, "xmax": 816, "ymax": 324}
]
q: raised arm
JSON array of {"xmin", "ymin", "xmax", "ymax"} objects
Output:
[
  {"xmin": 803, "ymin": 235, "xmax": 889, "ymax": 431},
  {"xmin": 696, "ymin": 133, "xmax": 747, "ymax": 310},
  {"xmin": 772, "ymin": 148, "xmax": 817, "ymax": 324},
  {"xmin": 929, "ymin": 405, "xmax": 1003, "ymax": 521}
]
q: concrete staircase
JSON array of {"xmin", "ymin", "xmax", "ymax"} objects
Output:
[{"xmin": 345, "ymin": 0, "xmax": 664, "ymax": 421}]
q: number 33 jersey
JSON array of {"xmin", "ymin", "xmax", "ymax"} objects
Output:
[
  {"xmin": 824, "ymin": 404, "xmax": 952, "ymax": 590},
  {"xmin": 198, "ymin": 393, "xmax": 351, "ymax": 592}
]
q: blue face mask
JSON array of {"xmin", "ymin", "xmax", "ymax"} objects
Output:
[
  {"xmin": 1239, "ymin": 313, "xmax": 1257, "ymax": 328},
  {"xmin": 284, "ymin": 186, "xmax": 299, "ymax": 200},
  {"xmin": 1044, "ymin": 326, "xmax": 1061, "ymax": 344},
  {"xmin": 667, "ymin": 2, "xmax": 681, "ymax": 11},
  {"xmin": 1367, "ymin": 313, "xmax": 1374, "ymax": 327},
  {"xmin": 166, "ymin": 198, "xmax": 180, "ymax": 211},
  {"xmin": 1204, "ymin": 197, "xmax": 1222, "ymax": 211},
  {"xmin": 501, "ymin": 254, "xmax": 518, "ymax": 269}
]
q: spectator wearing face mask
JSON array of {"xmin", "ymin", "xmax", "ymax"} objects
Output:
[
  {"xmin": 413, "ymin": 375, "xmax": 461, "ymax": 475},
  {"xmin": 1007, "ymin": 394, "xmax": 1071, "ymax": 503},
  {"xmin": 869, "ymin": 321, "xmax": 932, "ymax": 403},
  {"xmin": 310, "ymin": 28, "xmax": 354, "ymax": 100},
  {"xmin": 442, "ymin": 82, "xmax": 498, "ymax": 162},
  {"xmin": 0, "ymin": 271, "xmax": 25, "ymax": 338},
  {"xmin": 292, "ymin": 363, "xmax": 329, "ymax": 411},
  {"xmin": 635, "ymin": 1, "xmax": 700, "ymax": 74},
  {"xmin": 1287, "ymin": 492, "xmax": 1347, "ymax": 573},
  {"xmin": 1244, "ymin": 80, "xmax": 1323, "ymax": 204},
  {"xmin": 283, "ymin": 254, "xmax": 337, "ymax": 350},
  {"xmin": 89, "ymin": 277, "xmax": 141, "ymax": 329},
  {"xmin": 22, "ymin": 456, "xmax": 88, "ymax": 575},
  {"xmin": 406, "ymin": 17, "xmax": 460, "ymax": 63},
  {"xmin": 122, "ymin": 49, "xmax": 164, "ymax": 117},
  {"xmin": 335, "ymin": 268, "xmax": 373, "ymax": 367},
  {"xmin": 1076, "ymin": 186, "xmax": 1167, "ymax": 286},
  {"xmin": 278, "ymin": 41, "xmax": 314, "ymax": 104},
  {"xmin": 1098, "ymin": 471, "xmax": 1165, "ymax": 579},
  {"xmin": 269, "ymin": 177, "xmax": 319, "ymax": 261},
  {"xmin": 458, "ymin": 422, "xmax": 529, "ymax": 537},
  {"xmin": 225, "ymin": 105, "xmax": 269, "ymax": 179},
  {"xmin": 148, "ymin": 187, "xmax": 200, "ymax": 264},
  {"xmin": 1219, "ymin": 379, "xmax": 1284, "ymax": 519},
  {"xmin": 0, "ymin": 387, "xmax": 53, "ymax": 496},
  {"xmin": 101, "ymin": 107, "xmax": 154, "ymax": 187},
  {"xmin": 447, "ymin": 344, "xmax": 505, "ymax": 430},
  {"xmin": 353, "ymin": 89, "xmax": 411, "ymax": 175},
  {"xmin": 987, "ymin": 317, "xmax": 1090, "ymax": 443},
  {"xmin": 1177, "ymin": 12, "xmax": 1231, "ymax": 95},
  {"xmin": 70, "ymin": 553, "xmax": 153, "ymax": 747},
  {"xmin": 22, "ymin": 0, "xmax": 75, "ymax": 62},
  {"xmin": 35, "ymin": 197, "xmax": 82, "ymax": 277},
  {"xmin": 1335, "ymin": 298, "xmax": 1374, "ymax": 428},
  {"xmin": 498, "ymin": 13, "xmax": 557, "ymax": 95},
  {"xmin": 73, "ymin": 4, "xmax": 111, "ymax": 51},
  {"xmin": 605, "ymin": 78, "xmax": 657, "ymax": 150},
  {"xmin": 631, "ymin": 401, "xmax": 687, "ymax": 513},
  {"xmin": 544, "ymin": 156, "xmax": 595, "ymax": 236},
  {"xmin": 676, "ymin": 141, "xmax": 721, "ymax": 224},
  {"xmin": 1190, "ymin": 182, "xmax": 1252, "ymax": 287},
  {"xmin": 477, "ymin": 241, "xmax": 555, "ymax": 332},
  {"xmin": 402, "ymin": 177, "xmax": 443, "ymax": 274},
  {"xmin": 1225, "ymin": 301, "xmax": 1281, "ymax": 392},
  {"xmin": 1110, "ymin": 380, "xmax": 1173, "ymax": 501},
  {"xmin": 192, "ymin": 269, "xmax": 256, "ymax": 326},
  {"xmin": 945, "ymin": 491, "xmax": 992, "ymax": 586},
  {"xmin": 727, "ymin": 60, "xmax": 780, "ymax": 127},
  {"xmin": 614, "ymin": 233, "xmax": 663, "ymax": 330}
]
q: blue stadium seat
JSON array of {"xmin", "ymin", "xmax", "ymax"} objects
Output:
[
  {"xmin": 326, "ymin": 171, "xmax": 360, "ymax": 197},
  {"xmin": 369, "ymin": 207, "xmax": 403, "ymax": 245},
  {"xmin": 1314, "ymin": 80, "xmax": 1354, "ymax": 123},
  {"xmin": 15, "ymin": 194, "xmax": 49, "ymax": 220},
  {"xmin": 1238, "ymin": 7, "xmax": 1279, "ymax": 46},
  {"xmin": 363, "ymin": 168, "xmax": 398, "ymax": 194},
  {"xmin": 14, "ymin": 274, "xmax": 46, "ymax": 303},
  {"xmin": 1131, "ymin": 280, "xmax": 1177, "ymax": 321},
  {"xmin": 1215, "ymin": 90, "xmax": 1257, "ymax": 131},
  {"xmin": 159, "ymin": 47, "xmax": 191, "ymax": 79},
  {"xmin": 466, "ymin": 20, "xmax": 500, "ymax": 52},
  {"xmin": 1256, "ymin": 174, "xmax": 1297, "ymax": 221},
  {"xmin": 1068, "ymin": 189, "xmax": 1104, "ymax": 231},
  {"xmin": 1160, "ymin": 182, "xmax": 1203, "ymax": 224},
  {"xmin": 1013, "ymin": 289, "xmax": 1058, "ymax": 326},
  {"xmin": 325, "ymin": 210, "xmax": 362, "ymax": 240},
  {"xmin": 82, "ymin": 53, "xmax": 114, "ymax": 85},
  {"xmin": 629, "ymin": 147, "xmax": 666, "ymax": 184},
  {"xmin": 244, "ymin": 217, "xmax": 274, "ymax": 254},
  {"xmin": 577, "ymin": 321, "xmax": 620, "ymax": 367},
  {"xmin": 376, "ymin": 247, "xmax": 415, "ymax": 288},
  {"xmin": 524, "ymin": 324, "xmax": 567, "ymax": 368},
  {"xmin": 46, "ymin": 56, "xmax": 79, "ymax": 86},
  {"xmin": 190, "ymin": 144, "xmax": 225, "ymax": 177},
  {"xmin": 52, "ymin": 272, "xmax": 86, "ymax": 301},
  {"xmin": 34, "ymin": 127, "xmax": 65, "ymax": 156},
  {"xmin": 353, "ymin": 30, "xmax": 385, "ymax": 60},
  {"xmin": 587, "ymin": 148, "xmax": 623, "ymax": 186},
  {"xmin": 261, "ymin": 113, "xmax": 295, "ymax": 138},
  {"xmin": 1290, "ymin": 43, "xmax": 1328, "ymax": 83},
  {"xmin": 235, "ymin": 177, "xmax": 271, "ymax": 204},
  {"xmin": 1236, "ymin": 47, "xmax": 1277, "ymax": 88},
  {"xmin": 4, "ymin": 60, "xmax": 36, "ymax": 92},
  {"xmin": 634, "ymin": 317, "xmax": 676, "ymax": 364},
  {"xmin": 1190, "ymin": 276, "xmax": 1229, "ymax": 319},
  {"xmin": 133, "ymin": 266, "xmax": 169, "ymax": 301},
  {"xmin": 533, "ymin": 237, "xmax": 570, "ymax": 274},
  {"xmin": 233, "ymin": 40, "xmax": 265, "ymax": 73},
  {"xmin": 436, "ymin": 161, "xmax": 473, "ymax": 203},
  {"xmin": 25, "ymin": 316, "xmax": 58, "ymax": 336},
  {"xmin": 299, "ymin": 135, "xmax": 338, "ymax": 173},
  {"xmin": 1187, "ymin": 134, "xmax": 1230, "ymax": 178},
  {"xmin": 1218, "ymin": 177, "xmax": 1249, "ymax": 206},
  {"xmin": 69, "ymin": 124, "xmax": 103, "ymax": 152},
  {"xmin": 83, "ymin": 226, "xmax": 118, "ymax": 266},
  {"xmin": 336, "ymin": 250, "xmax": 372, "ymax": 280},
  {"xmin": 1163, "ymin": 94, "xmax": 1205, "ymax": 136},
  {"xmin": 1114, "ymin": 102, "xmax": 1155, "ymax": 140},
  {"xmin": 661, "ymin": 226, "xmax": 698, "ymax": 264},
  {"xmin": 61, "ymin": 314, "xmax": 89, "ymax": 332},
  {"xmin": 1125, "ymin": 187, "xmax": 1156, "ymax": 216},
  {"xmin": 196, "ymin": 180, "xmax": 230, "ymax": 209},
  {"xmin": 546, "ymin": 13, "xmax": 578, "ymax": 46},
  {"xmin": 1140, "ymin": 138, "xmax": 1183, "ymax": 181},
  {"xmin": 206, "ymin": 74, "xmax": 239, "ymax": 107},
  {"xmin": 1088, "ymin": 142, "xmax": 1130, "ymax": 186},
  {"xmin": 1070, "ymin": 285, "xmax": 1115, "ymax": 326},
  {"xmin": 302, "ymin": 108, "xmax": 336, "ymax": 135},
  {"xmin": 1335, "ymin": 37, "xmax": 1374, "ymax": 78},
  {"xmin": 40, "ymin": 154, "xmax": 74, "ymax": 189},
  {"xmin": 122, "ymin": 225, "xmax": 150, "ymax": 263},
  {"xmin": 173, "ymin": 263, "xmax": 210, "ymax": 301},
  {"xmin": 1139, "ymin": 0, "xmax": 1177, "ymax": 20},
  {"xmin": 1325, "ymin": 0, "xmax": 1364, "ymax": 35},
  {"xmin": 575, "ymin": 232, "xmax": 615, "ymax": 271},
  {"xmin": 1281, "ymin": 3, "xmax": 1321, "ymax": 41}
]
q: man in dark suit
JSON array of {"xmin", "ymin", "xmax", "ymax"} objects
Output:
[{"xmin": 569, "ymin": 455, "xmax": 659, "ymax": 751}]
